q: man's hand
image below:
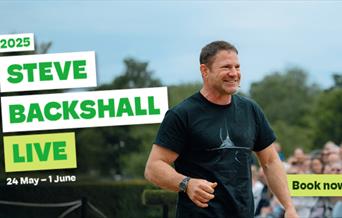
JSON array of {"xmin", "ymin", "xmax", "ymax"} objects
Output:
[{"xmin": 186, "ymin": 178, "xmax": 217, "ymax": 208}]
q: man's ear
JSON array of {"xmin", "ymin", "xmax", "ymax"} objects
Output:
[{"xmin": 200, "ymin": 64, "xmax": 209, "ymax": 79}]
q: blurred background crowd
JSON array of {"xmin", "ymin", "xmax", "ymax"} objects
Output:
[{"xmin": 252, "ymin": 141, "xmax": 342, "ymax": 218}]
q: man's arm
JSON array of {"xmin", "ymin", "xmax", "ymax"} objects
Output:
[
  {"xmin": 145, "ymin": 144, "xmax": 183, "ymax": 192},
  {"xmin": 145, "ymin": 144, "xmax": 217, "ymax": 208},
  {"xmin": 255, "ymin": 144, "xmax": 298, "ymax": 218}
]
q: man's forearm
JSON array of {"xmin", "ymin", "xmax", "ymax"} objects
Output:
[
  {"xmin": 145, "ymin": 145, "xmax": 218, "ymax": 208},
  {"xmin": 262, "ymin": 158, "xmax": 294, "ymax": 210},
  {"xmin": 145, "ymin": 159, "xmax": 185, "ymax": 192}
]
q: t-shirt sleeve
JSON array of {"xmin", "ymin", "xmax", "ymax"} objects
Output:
[
  {"xmin": 252, "ymin": 103, "xmax": 276, "ymax": 152},
  {"xmin": 154, "ymin": 109, "xmax": 187, "ymax": 154}
]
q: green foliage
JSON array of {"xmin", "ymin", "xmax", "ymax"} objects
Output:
[
  {"xmin": 121, "ymin": 82, "xmax": 202, "ymax": 178},
  {"xmin": 249, "ymin": 68, "xmax": 341, "ymax": 154},
  {"xmin": 76, "ymin": 57, "xmax": 162, "ymax": 177},
  {"xmin": 142, "ymin": 189, "xmax": 177, "ymax": 218},
  {"xmin": 76, "ymin": 126, "xmax": 141, "ymax": 176},
  {"xmin": 272, "ymin": 121, "xmax": 313, "ymax": 154},
  {"xmin": 250, "ymin": 67, "xmax": 320, "ymax": 126},
  {"xmin": 103, "ymin": 57, "xmax": 162, "ymax": 90},
  {"xmin": 311, "ymin": 88, "xmax": 342, "ymax": 147},
  {"xmin": 249, "ymin": 67, "xmax": 321, "ymax": 155},
  {"xmin": 332, "ymin": 73, "xmax": 342, "ymax": 88},
  {"xmin": 168, "ymin": 82, "xmax": 202, "ymax": 107},
  {"xmin": 120, "ymin": 124, "xmax": 160, "ymax": 178},
  {"xmin": 142, "ymin": 189, "xmax": 177, "ymax": 206}
]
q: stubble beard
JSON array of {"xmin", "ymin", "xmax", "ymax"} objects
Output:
[{"xmin": 221, "ymin": 80, "xmax": 240, "ymax": 95}]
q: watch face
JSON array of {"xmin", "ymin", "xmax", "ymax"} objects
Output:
[
  {"xmin": 179, "ymin": 181, "xmax": 186, "ymax": 191},
  {"xmin": 179, "ymin": 177, "xmax": 190, "ymax": 192}
]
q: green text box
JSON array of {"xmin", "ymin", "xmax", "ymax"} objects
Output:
[
  {"xmin": 4, "ymin": 132, "xmax": 77, "ymax": 172},
  {"xmin": 288, "ymin": 174, "xmax": 342, "ymax": 196}
]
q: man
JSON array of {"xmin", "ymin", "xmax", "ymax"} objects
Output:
[{"xmin": 145, "ymin": 41, "xmax": 298, "ymax": 218}]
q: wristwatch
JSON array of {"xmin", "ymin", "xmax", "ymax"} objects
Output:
[{"xmin": 179, "ymin": 176, "xmax": 191, "ymax": 193}]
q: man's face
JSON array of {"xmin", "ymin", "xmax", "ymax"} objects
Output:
[
  {"xmin": 203, "ymin": 50, "xmax": 241, "ymax": 95},
  {"xmin": 311, "ymin": 159, "xmax": 323, "ymax": 174}
]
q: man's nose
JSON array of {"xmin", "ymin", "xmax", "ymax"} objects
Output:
[{"xmin": 228, "ymin": 67, "xmax": 238, "ymax": 76}]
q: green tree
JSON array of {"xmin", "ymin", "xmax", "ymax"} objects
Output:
[
  {"xmin": 332, "ymin": 73, "xmax": 342, "ymax": 88},
  {"xmin": 311, "ymin": 87, "xmax": 342, "ymax": 147},
  {"xmin": 76, "ymin": 57, "xmax": 162, "ymax": 178},
  {"xmin": 249, "ymin": 67, "xmax": 321, "ymax": 155},
  {"xmin": 120, "ymin": 82, "xmax": 202, "ymax": 178},
  {"xmin": 101, "ymin": 57, "xmax": 162, "ymax": 90}
]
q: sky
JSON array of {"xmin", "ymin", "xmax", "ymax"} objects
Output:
[{"xmin": 1, "ymin": 1, "xmax": 342, "ymax": 93}]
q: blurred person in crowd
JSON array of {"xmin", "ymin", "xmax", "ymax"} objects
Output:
[
  {"xmin": 255, "ymin": 167, "xmax": 273, "ymax": 217},
  {"xmin": 301, "ymin": 157, "xmax": 311, "ymax": 173},
  {"xmin": 323, "ymin": 148, "xmax": 341, "ymax": 174},
  {"xmin": 327, "ymin": 145, "xmax": 341, "ymax": 166},
  {"xmin": 310, "ymin": 156, "xmax": 324, "ymax": 174},
  {"xmin": 287, "ymin": 156, "xmax": 301, "ymax": 174},
  {"xmin": 317, "ymin": 158, "xmax": 341, "ymax": 217},
  {"xmin": 330, "ymin": 161, "xmax": 342, "ymax": 174},
  {"xmin": 323, "ymin": 164, "xmax": 332, "ymax": 174},
  {"xmin": 252, "ymin": 165, "xmax": 264, "ymax": 213},
  {"xmin": 333, "ymin": 201, "xmax": 342, "ymax": 218},
  {"xmin": 269, "ymin": 197, "xmax": 285, "ymax": 218},
  {"xmin": 322, "ymin": 141, "xmax": 339, "ymax": 164},
  {"xmin": 255, "ymin": 193, "xmax": 286, "ymax": 218},
  {"xmin": 330, "ymin": 161, "xmax": 342, "ymax": 218},
  {"xmin": 328, "ymin": 152, "xmax": 341, "ymax": 165},
  {"xmin": 289, "ymin": 155, "xmax": 319, "ymax": 218},
  {"xmin": 293, "ymin": 148, "xmax": 306, "ymax": 164},
  {"xmin": 287, "ymin": 151, "xmax": 309, "ymax": 174},
  {"xmin": 295, "ymin": 153, "xmax": 336, "ymax": 217}
]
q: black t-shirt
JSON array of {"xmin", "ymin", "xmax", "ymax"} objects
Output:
[{"xmin": 155, "ymin": 92, "xmax": 276, "ymax": 218}]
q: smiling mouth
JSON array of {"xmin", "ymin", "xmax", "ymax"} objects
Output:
[{"xmin": 223, "ymin": 80, "xmax": 238, "ymax": 84}]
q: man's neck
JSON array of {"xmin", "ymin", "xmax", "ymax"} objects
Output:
[{"xmin": 200, "ymin": 87, "xmax": 232, "ymax": 105}]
